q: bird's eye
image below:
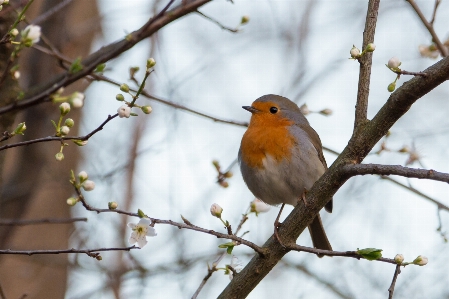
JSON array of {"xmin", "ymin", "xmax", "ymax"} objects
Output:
[{"xmin": 269, "ymin": 107, "xmax": 278, "ymax": 114}]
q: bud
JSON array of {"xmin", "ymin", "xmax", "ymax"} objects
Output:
[
  {"xmin": 13, "ymin": 71, "xmax": 20, "ymax": 79},
  {"xmin": 394, "ymin": 254, "xmax": 404, "ymax": 264},
  {"xmin": 21, "ymin": 25, "xmax": 41, "ymax": 46},
  {"xmin": 398, "ymin": 145, "xmax": 410, "ymax": 153},
  {"xmin": 64, "ymin": 118, "xmax": 74, "ymax": 127},
  {"xmin": 70, "ymin": 92, "xmax": 85, "ymax": 108},
  {"xmin": 365, "ymin": 43, "xmax": 376, "ymax": 52},
  {"xmin": 117, "ymin": 105, "xmax": 131, "ymax": 118},
  {"xmin": 219, "ymin": 181, "xmax": 229, "ymax": 188},
  {"xmin": 299, "ymin": 104, "xmax": 310, "ymax": 115},
  {"xmin": 13, "ymin": 122, "xmax": 26, "ymax": 135},
  {"xmin": 73, "ymin": 139, "xmax": 88, "ymax": 146},
  {"xmin": 141, "ymin": 105, "xmax": 152, "ymax": 114},
  {"xmin": 241, "ymin": 15, "xmax": 250, "ymax": 25},
  {"xmin": 129, "ymin": 66, "xmax": 140, "ymax": 77},
  {"xmin": 319, "ymin": 108, "xmax": 333, "ymax": 116},
  {"xmin": 250, "ymin": 198, "xmax": 271, "ymax": 215},
  {"xmin": 413, "ymin": 255, "xmax": 428, "ymax": 266},
  {"xmin": 212, "ymin": 160, "xmax": 220, "ymax": 170},
  {"xmin": 78, "ymin": 171, "xmax": 88, "ymax": 183},
  {"xmin": 387, "ymin": 82, "xmax": 396, "ymax": 92},
  {"xmin": 108, "ymin": 201, "xmax": 118, "ymax": 210},
  {"xmin": 387, "ymin": 57, "xmax": 401, "ymax": 69},
  {"xmin": 116, "ymin": 94, "xmax": 125, "ymax": 101},
  {"xmin": 146, "ymin": 58, "xmax": 156, "ymax": 69},
  {"xmin": 59, "ymin": 102, "xmax": 71, "ymax": 116},
  {"xmin": 120, "ymin": 84, "xmax": 130, "ymax": 93},
  {"xmin": 66, "ymin": 197, "xmax": 78, "ymax": 206},
  {"xmin": 210, "ymin": 203, "xmax": 223, "ymax": 218},
  {"xmin": 10, "ymin": 28, "xmax": 18, "ymax": 36},
  {"xmin": 223, "ymin": 171, "xmax": 233, "ymax": 178},
  {"xmin": 82, "ymin": 180, "xmax": 95, "ymax": 191},
  {"xmin": 60, "ymin": 126, "xmax": 70, "ymax": 135},
  {"xmin": 55, "ymin": 152, "xmax": 64, "ymax": 161},
  {"xmin": 350, "ymin": 45, "xmax": 360, "ymax": 58}
]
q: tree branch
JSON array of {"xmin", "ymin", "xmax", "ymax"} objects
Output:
[
  {"xmin": 388, "ymin": 264, "xmax": 402, "ymax": 299},
  {"xmin": 354, "ymin": 0, "xmax": 380, "ymax": 130},
  {"xmin": 342, "ymin": 164, "xmax": 449, "ymax": 184},
  {"xmin": 0, "ymin": 217, "xmax": 87, "ymax": 226},
  {"xmin": 0, "ymin": 0, "xmax": 213, "ymax": 115}
]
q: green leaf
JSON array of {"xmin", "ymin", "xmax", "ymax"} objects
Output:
[
  {"xmin": 94, "ymin": 63, "xmax": 106, "ymax": 73},
  {"xmin": 227, "ymin": 246, "xmax": 234, "ymax": 254},
  {"xmin": 50, "ymin": 119, "xmax": 57, "ymax": 129},
  {"xmin": 69, "ymin": 57, "xmax": 83, "ymax": 74},
  {"xmin": 137, "ymin": 209, "xmax": 145, "ymax": 218},
  {"xmin": 218, "ymin": 242, "xmax": 235, "ymax": 249},
  {"xmin": 357, "ymin": 248, "xmax": 383, "ymax": 261}
]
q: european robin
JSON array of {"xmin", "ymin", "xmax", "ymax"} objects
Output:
[{"xmin": 239, "ymin": 94, "xmax": 332, "ymax": 252}]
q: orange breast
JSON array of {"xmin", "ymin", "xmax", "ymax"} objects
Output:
[{"xmin": 240, "ymin": 117, "xmax": 296, "ymax": 168}]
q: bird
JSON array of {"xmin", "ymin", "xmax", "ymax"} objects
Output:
[{"xmin": 238, "ymin": 94, "xmax": 332, "ymax": 253}]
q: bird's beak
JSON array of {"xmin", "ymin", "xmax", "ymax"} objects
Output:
[{"xmin": 242, "ymin": 106, "xmax": 259, "ymax": 113}]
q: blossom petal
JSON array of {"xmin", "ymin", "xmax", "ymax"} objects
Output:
[
  {"xmin": 136, "ymin": 235, "xmax": 148, "ymax": 248},
  {"xmin": 146, "ymin": 226, "xmax": 157, "ymax": 237},
  {"xmin": 127, "ymin": 223, "xmax": 136, "ymax": 229},
  {"xmin": 139, "ymin": 218, "xmax": 152, "ymax": 226}
]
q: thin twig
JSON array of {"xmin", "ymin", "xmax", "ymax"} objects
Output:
[
  {"xmin": 430, "ymin": 0, "xmax": 441, "ymax": 25},
  {"xmin": 354, "ymin": 0, "xmax": 380, "ymax": 130},
  {"xmin": 388, "ymin": 264, "xmax": 402, "ymax": 299},
  {"xmin": 0, "ymin": 217, "xmax": 87, "ymax": 226},
  {"xmin": 0, "ymin": 246, "xmax": 138, "ymax": 256},
  {"xmin": 406, "ymin": 0, "xmax": 448, "ymax": 57},
  {"xmin": 191, "ymin": 263, "xmax": 218, "ymax": 299},
  {"xmin": 394, "ymin": 70, "xmax": 427, "ymax": 77},
  {"xmin": 33, "ymin": 0, "xmax": 75, "ymax": 25},
  {"xmin": 0, "ymin": 114, "xmax": 118, "ymax": 152},
  {"xmin": 195, "ymin": 10, "xmax": 239, "ymax": 32}
]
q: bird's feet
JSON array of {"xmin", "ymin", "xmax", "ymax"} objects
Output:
[{"xmin": 274, "ymin": 203, "xmax": 286, "ymax": 248}]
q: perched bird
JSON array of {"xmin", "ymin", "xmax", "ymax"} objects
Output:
[{"xmin": 239, "ymin": 94, "xmax": 332, "ymax": 252}]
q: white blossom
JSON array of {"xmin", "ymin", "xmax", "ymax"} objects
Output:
[
  {"xmin": 228, "ymin": 256, "xmax": 242, "ymax": 280},
  {"xmin": 22, "ymin": 25, "xmax": 41, "ymax": 44},
  {"xmin": 413, "ymin": 255, "xmax": 428, "ymax": 266},
  {"xmin": 117, "ymin": 105, "xmax": 131, "ymax": 118},
  {"xmin": 387, "ymin": 57, "xmax": 401, "ymax": 69},
  {"xmin": 127, "ymin": 218, "xmax": 157, "ymax": 248},
  {"xmin": 70, "ymin": 92, "xmax": 85, "ymax": 108},
  {"xmin": 250, "ymin": 199, "xmax": 270, "ymax": 215},
  {"xmin": 60, "ymin": 126, "xmax": 70, "ymax": 135},
  {"xmin": 210, "ymin": 203, "xmax": 223, "ymax": 218},
  {"xmin": 394, "ymin": 254, "xmax": 404, "ymax": 264},
  {"xmin": 82, "ymin": 180, "xmax": 95, "ymax": 191}
]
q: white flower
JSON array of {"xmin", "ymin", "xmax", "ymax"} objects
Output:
[
  {"xmin": 413, "ymin": 255, "xmax": 428, "ymax": 266},
  {"xmin": 78, "ymin": 171, "xmax": 88, "ymax": 182},
  {"xmin": 60, "ymin": 126, "xmax": 70, "ymax": 135},
  {"xmin": 22, "ymin": 25, "xmax": 41, "ymax": 44},
  {"xmin": 82, "ymin": 180, "xmax": 95, "ymax": 191},
  {"xmin": 127, "ymin": 218, "xmax": 157, "ymax": 248},
  {"xmin": 387, "ymin": 57, "xmax": 401, "ymax": 69},
  {"xmin": 117, "ymin": 105, "xmax": 131, "ymax": 118},
  {"xmin": 419, "ymin": 45, "xmax": 439, "ymax": 59},
  {"xmin": 227, "ymin": 256, "xmax": 242, "ymax": 280},
  {"xmin": 13, "ymin": 71, "xmax": 20, "ymax": 79},
  {"xmin": 250, "ymin": 199, "xmax": 270, "ymax": 215},
  {"xmin": 394, "ymin": 254, "xmax": 404, "ymax": 264},
  {"xmin": 350, "ymin": 46, "xmax": 360, "ymax": 58},
  {"xmin": 70, "ymin": 92, "xmax": 85, "ymax": 108},
  {"xmin": 210, "ymin": 203, "xmax": 223, "ymax": 218},
  {"xmin": 59, "ymin": 102, "xmax": 70, "ymax": 116}
]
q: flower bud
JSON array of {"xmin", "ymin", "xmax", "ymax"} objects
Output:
[
  {"xmin": 219, "ymin": 181, "xmax": 229, "ymax": 188},
  {"xmin": 13, "ymin": 122, "xmax": 26, "ymax": 135},
  {"xmin": 108, "ymin": 201, "xmax": 118, "ymax": 210},
  {"xmin": 13, "ymin": 71, "xmax": 20, "ymax": 79},
  {"xmin": 73, "ymin": 139, "xmax": 88, "ymax": 146},
  {"xmin": 10, "ymin": 28, "xmax": 18, "ymax": 36},
  {"xmin": 241, "ymin": 15, "xmax": 250, "ymax": 25},
  {"xmin": 398, "ymin": 145, "xmax": 410, "ymax": 153},
  {"xmin": 413, "ymin": 255, "xmax": 428, "ymax": 266},
  {"xmin": 141, "ymin": 105, "xmax": 152, "ymax": 114},
  {"xmin": 387, "ymin": 82, "xmax": 396, "ymax": 92},
  {"xmin": 210, "ymin": 203, "xmax": 223, "ymax": 218},
  {"xmin": 60, "ymin": 126, "xmax": 70, "ymax": 135},
  {"xmin": 116, "ymin": 94, "xmax": 125, "ymax": 101},
  {"xmin": 78, "ymin": 171, "xmax": 88, "ymax": 183},
  {"xmin": 82, "ymin": 180, "xmax": 95, "ymax": 191},
  {"xmin": 146, "ymin": 58, "xmax": 156, "ymax": 69},
  {"xmin": 319, "ymin": 108, "xmax": 333, "ymax": 116},
  {"xmin": 365, "ymin": 43, "xmax": 376, "ymax": 52},
  {"xmin": 64, "ymin": 118, "xmax": 74, "ymax": 127},
  {"xmin": 70, "ymin": 92, "xmax": 85, "ymax": 108},
  {"xmin": 21, "ymin": 25, "xmax": 41, "ymax": 46},
  {"xmin": 55, "ymin": 152, "xmax": 64, "ymax": 161},
  {"xmin": 394, "ymin": 254, "xmax": 404, "ymax": 264},
  {"xmin": 66, "ymin": 197, "xmax": 78, "ymax": 206},
  {"xmin": 387, "ymin": 57, "xmax": 401, "ymax": 69},
  {"xmin": 59, "ymin": 102, "xmax": 71, "ymax": 116},
  {"xmin": 224, "ymin": 171, "xmax": 233, "ymax": 178},
  {"xmin": 117, "ymin": 105, "xmax": 131, "ymax": 118},
  {"xmin": 350, "ymin": 46, "xmax": 360, "ymax": 58},
  {"xmin": 250, "ymin": 198, "xmax": 271, "ymax": 215},
  {"xmin": 120, "ymin": 84, "xmax": 130, "ymax": 93}
]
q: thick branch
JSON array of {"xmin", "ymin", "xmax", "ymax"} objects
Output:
[
  {"xmin": 0, "ymin": 0, "xmax": 212, "ymax": 115},
  {"xmin": 218, "ymin": 52, "xmax": 449, "ymax": 299},
  {"xmin": 354, "ymin": 0, "xmax": 380, "ymax": 129},
  {"xmin": 0, "ymin": 246, "xmax": 137, "ymax": 255},
  {"xmin": 342, "ymin": 164, "xmax": 449, "ymax": 183},
  {"xmin": 0, "ymin": 217, "xmax": 87, "ymax": 226}
]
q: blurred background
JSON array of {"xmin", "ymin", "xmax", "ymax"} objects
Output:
[{"xmin": 1, "ymin": 0, "xmax": 449, "ymax": 298}]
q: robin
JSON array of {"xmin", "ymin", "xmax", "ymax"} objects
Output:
[{"xmin": 239, "ymin": 94, "xmax": 332, "ymax": 252}]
